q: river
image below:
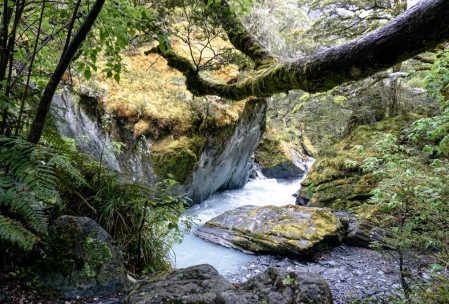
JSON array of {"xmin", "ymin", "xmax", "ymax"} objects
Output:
[
  {"xmin": 171, "ymin": 173, "xmax": 307, "ymax": 277},
  {"xmin": 171, "ymin": 166, "xmax": 401, "ymax": 303}
]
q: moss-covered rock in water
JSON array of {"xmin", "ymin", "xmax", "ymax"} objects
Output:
[
  {"xmin": 297, "ymin": 115, "xmax": 419, "ymax": 211},
  {"xmin": 255, "ymin": 137, "xmax": 302, "ymax": 179},
  {"xmin": 196, "ymin": 205, "xmax": 343, "ymax": 257},
  {"xmin": 150, "ymin": 135, "xmax": 206, "ymax": 184},
  {"xmin": 39, "ymin": 216, "xmax": 127, "ymax": 299},
  {"xmin": 255, "ymin": 128, "xmax": 310, "ymax": 179}
]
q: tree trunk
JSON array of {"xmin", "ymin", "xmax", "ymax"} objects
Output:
[{"xmin": 27, "ymin": 0, "xmax": 106, "ymax": 144}]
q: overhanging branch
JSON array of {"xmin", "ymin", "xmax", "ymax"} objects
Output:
[{"xmin": 152, "ymin": 0, "xmax": 449, "ymax": 101}]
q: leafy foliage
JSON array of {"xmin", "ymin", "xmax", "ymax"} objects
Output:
[
  {"xmin": 409, "ymin": 49, "xmax": 449, "ymax": 156},
  {"xmin": 355, "ymin": 55, "xmax": 449, "ymax": 300},
  {"xmin": 0, "ymin": 136, "xmax": 73, "ymax": 250},
  {"xmin": 0, "ymin": 131, "xmax": 191, "ymax": 274},
  {"xmin": 66, "ymin": 161, "xmax": 192, "ymax": 273},
  {"xmin": 298, "ymin": 0, "xmax": 406, "ymax": 45}
]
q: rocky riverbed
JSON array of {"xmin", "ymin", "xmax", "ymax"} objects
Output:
[{"xmin": 226, "ymin": 245, "xmax": 402, "ymax": 303}]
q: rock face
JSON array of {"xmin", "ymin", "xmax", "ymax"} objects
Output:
[
  {"xmin": 53, "ymin": 90, "xmax": 266, "ymax": 204},
  {"xmin": 124, "ymin": 264, "xmax": 333, "ymax": 304},
  {"xmin": 334, "ymin": 212, "xmax": 387, "ymax": 249},
  {"xmin": 40, "ymin": 216, "xmax": 127, "ymax": 298},
  {"xmin": 186, "ymin": 98, "xmax": 267, "ymax": 203},
  {"xmin": 196, "ymin": 205, "xmax": 344, "ymax": 257}
]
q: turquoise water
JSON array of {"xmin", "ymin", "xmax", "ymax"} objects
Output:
[{"xmin": 171, "ymin": 174, "xmax": 308, "ymax": 277}]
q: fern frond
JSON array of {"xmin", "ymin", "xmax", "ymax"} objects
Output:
[
  {"xmin": 0, "ymin": 214, "xmax": 39, "ymax": 251},
  {"xmin": 47, "ymin": 154, "xmax": 87, "ymax": 187},
  {"xmin": 0, "ymin": 183, "xmax": 48, "ymax": 235}
]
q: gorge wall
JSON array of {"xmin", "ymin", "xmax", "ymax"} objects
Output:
[{"xmin": 52, "ymin": 88, "xmax": 266, "ymax": 204}]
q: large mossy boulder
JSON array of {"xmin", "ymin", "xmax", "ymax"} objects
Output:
[
  {"xmin": 39, "ymin": 216, "xmax": 127, "ymax": 298},
  {"xmin": 196, "ymin": 205, "xmax": 344, "ymax": 257},
  {"xmin": 124, "ymin": 264, "xmax": 333, "ymax": 304},
  {"xmin": 297, "ymin": 115, "xmax": 419, "ymax": 210}
]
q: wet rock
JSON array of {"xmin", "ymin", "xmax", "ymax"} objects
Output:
[
  {"xmin": 124, "ymin": 264, "xmax": 332, "ymax": 304},
  {"xmin": 255, "ymin": 133, "xmax": 308, "ymax": 179},
  {"xmin": 196, "ymin": 205, "xmax": 344, "ymax": 257},
  {"xmin": 333, "ymin": 211, "xmax": 355, "ymax": 231},
  {"xmin": 243, "ymin": 267, "xmax": 333, "ymax": 304},
  {"xmin": 262, "ymin": 161, "xmax": 305, "ymax": 179},
  {"xmin": 40, "ymin": 216, "xmax": 127, "ymax": 299},
  {"xmin": 124, "ymin": 264, "xmax": 235, "ymax": 304},
  {"xmin": 186, "ymin": 98, "xmax": 267, "ymax": 203}
]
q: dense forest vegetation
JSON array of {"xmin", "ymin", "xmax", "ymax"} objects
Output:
[{"xmin": 1, "ymin": 0, "xmax": 448, "ymax": 303}]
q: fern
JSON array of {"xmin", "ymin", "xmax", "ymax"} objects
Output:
[
  {"xmin": 0, "ymin": 135, "xmax": 84, "ymax": 250},
  {"xmin": 0, "ymin": 214, "xmax": 38, "ymax": 251}
]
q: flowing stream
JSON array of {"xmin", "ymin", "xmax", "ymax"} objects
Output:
[
  {"xmin": 171, "ymin": 164, "xmax": 402, "ymax": 303},
  {"xmin": 172, "ymin": 170, "xmax": 310, "ymax": 278}
]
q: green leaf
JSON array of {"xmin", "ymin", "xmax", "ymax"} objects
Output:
[
  {"xmin": 84, "ymin": 69, "xmax": 92, "ymax": 80},
  {"xmin": 100, "ymin": 30, "xmax": 108, "ymax": 43}
]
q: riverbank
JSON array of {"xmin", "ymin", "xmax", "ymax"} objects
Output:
[{"xmin": 227, "ymin": 245, "xmax": 402, "ymax": 303}]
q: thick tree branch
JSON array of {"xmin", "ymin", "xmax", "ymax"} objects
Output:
[
  {"xmin": 154, "ymin": 0, "xmax": 449, "ymax": 101},
  {"xmin": 206, "ymin": 0, "xmax": 276, "ymax": 68}
]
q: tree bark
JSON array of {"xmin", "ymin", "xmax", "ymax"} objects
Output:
[
  {"xmin": 156, "ymin": 0, "xmax": 449, "ymax": 101},
  {"xmin": 27, "ymin": 0, "xmax": 106, "ymax": 144},
  {"xmin": 205, "ymin": 0, "xmax": 276, "ymax": 69}
]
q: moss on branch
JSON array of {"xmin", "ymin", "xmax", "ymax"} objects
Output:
[
  {"xmin": 205, "ymin": 0, "xmax": 276, "ymax": 69},
  {"xmin": 150, "ymin": 0, "xmax": 449, "ymax": 101}
]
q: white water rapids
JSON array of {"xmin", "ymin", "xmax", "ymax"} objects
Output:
[{"xmin": 171, "ymin": 169, "xmax": 311, "ymax": 277}]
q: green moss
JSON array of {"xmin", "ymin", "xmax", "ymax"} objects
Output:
[
  {"xmin": 150, "ymin": 135, "xmax": 206, "ymax": 184},
  {"xmin": 80, "ymin": 237, "xmax": 112, "ymax": 278},
  {"xmin": 300, "ymin": 116, "xmax": 417, "ymax": 210},
  {"xmin": 46, "ymin": 218, "xmax": 83, "ymax": 274},
  {"xmin": 43, "ymin": 218, "xmax": 113, "ymax": 280},
  {"xmin": 255, "ymin": 135, "xmax": 290, "ymax": 168}
]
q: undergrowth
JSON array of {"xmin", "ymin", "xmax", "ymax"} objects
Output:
[{"xmin": 0, "ymin": 133, "xmax": 192, "ymax": 274}]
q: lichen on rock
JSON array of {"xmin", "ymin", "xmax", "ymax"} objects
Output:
[{"xmin": 196, "ymin": 205, "xmax": 344, "ymax": 257}]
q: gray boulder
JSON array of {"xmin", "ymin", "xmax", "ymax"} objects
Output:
[
  {"xmin": 347, "ymin": 219, "xmax": 386, "ymax": 249},
  {"xmin": 124, "ymin": 264, "xmax": 333, "ymax": 304},
  {"xmin": 262, "ymin": 161, "xmax": 305, "ymax": 179},
  {"xmin": 40, "ymin": 216, "xmax": 127, "ymax": 298},
  {"xmin": 196, "ymin": 205, "xmax": 344, "ymax": 257}
]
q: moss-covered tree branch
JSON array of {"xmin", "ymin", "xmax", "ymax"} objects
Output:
[
  {"xmin": 152, "ymin": 0, "xmax": 449, "ymax": 101},
  {"xmin": 204, "ymin": 0, "xmax": 276, "ymax": 69}
]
